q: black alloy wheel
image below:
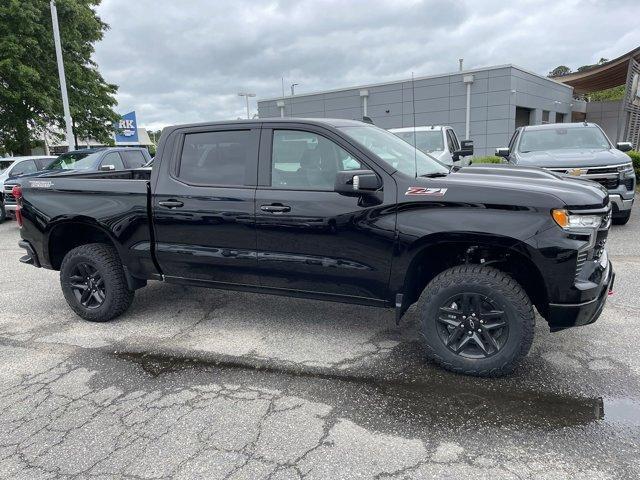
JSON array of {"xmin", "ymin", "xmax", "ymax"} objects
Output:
[
  {"xmin": 436, "ymin": 292, "xmax": 509, "ymax": 359},
  {"xmin": 418, "ymin": 265, "xmax": 535, "ymax": 377},
  {"xmin": 69, "ymin": 262, "xmax": 106, "ymax": 309}
]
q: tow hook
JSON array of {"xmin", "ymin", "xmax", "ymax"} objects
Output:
[{"xmin": 395, "ymin": 293, "xmax": 404, "ymax": 325}]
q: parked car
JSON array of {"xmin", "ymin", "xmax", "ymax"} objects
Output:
[
  {"xmin": 496, "ymin": 122, "xmax": 635, "ymax": 225},
  {"xmin": 15, "ymin": 119, "xmax": 613, "ymax": 377},
  {"xmin": 3, "ymin": 147, "xmax": 151, "ymax": 217},
  {"xmin": 389, "ymin": 126, "xmax": 473, "ymax": 166},
  {"xmin": 0, "ymin": 191, "xmax": 5, "ymax": 224},
  {"xmin": 0, "ymin": 156, "xmax": 57, "ymax": 189}
]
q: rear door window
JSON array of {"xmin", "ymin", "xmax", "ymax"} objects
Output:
[
  {"xmin": 121, "ymin": 150, "xmax": 147, "ymax": 168},
  {"xmin": 178, "ymin": 130, "xmax": 258, "ymax": 186}
]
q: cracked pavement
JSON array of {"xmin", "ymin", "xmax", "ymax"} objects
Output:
[{"xmin": 1, "ymin": 208, "xmax": 640, "ymax": 479}]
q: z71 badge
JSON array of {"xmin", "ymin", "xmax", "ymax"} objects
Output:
[{"xmin": 405, "ymin": 187, "xmax": 448, "ymax": 196}]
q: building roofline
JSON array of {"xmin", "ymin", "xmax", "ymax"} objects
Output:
[{"xmin": 258, "ymin": 64, "xmax": 572, "ymax": 103}]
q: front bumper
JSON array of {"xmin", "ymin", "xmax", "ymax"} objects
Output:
[
  {"xmin": 4, "ymin": 203, "xmax": 17, "ymax": 213},
  {"xmin": 546, "ymin": 259, "xmax": 614, "ymax": 332},
  {"xmin": 609, "ymin": 194, "xmax": 634, "ymax": 215}
]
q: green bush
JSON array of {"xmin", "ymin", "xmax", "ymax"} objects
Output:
[
  {"xmin": 471, "ymin": 156, "xmax": 503, "ymax": 164},
  {"xmin": 627, "ymin": 150, "xmax": 640, "ymax": 179}
]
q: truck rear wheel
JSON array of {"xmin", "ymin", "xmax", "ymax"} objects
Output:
[
  {"xmin": 60, "ymin": 243, "xmax": 134, "ymax": 322},
  {"xmin": 418, "ymin": 265, "xmax": 534, "ymax": 377}
]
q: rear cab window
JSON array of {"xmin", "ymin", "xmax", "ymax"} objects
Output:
[
  {"xmin": 177, "ymin": 129, "xmax": 259, "ymax": 186},
  {"xmin": 121, "ymin": 150, "xmax": 148, "ymax": 168},
  {"xmin": 11, "ymin": 160, "xmax": 37, "ymax": 176}
]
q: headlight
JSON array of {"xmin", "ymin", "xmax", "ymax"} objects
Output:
[
  {"xmin": 617, "ymin": 163, "xmax": 634, "ymax": 173},
  {"xmin": 552, "ymin": 209, "xmax": 602, "ymax": 229}
]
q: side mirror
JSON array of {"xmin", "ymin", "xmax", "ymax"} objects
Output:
[
  {"xmin": 616, "ymin": 142, "xmax": 633, "ymax": 152},
  {"xmin": 100, "ymin": 164, "xmax": 116, "ymax": 171},
  {"xmin": 335, "ymin": 169, "xmax": 381, "ymax": 196},
  {"xmin": 495, "ymin": 147, "xmax": 510, "ymax": 158},
  {"xmin": 452, "ymin": 139, "xmax": 473, "ymax": 161}
]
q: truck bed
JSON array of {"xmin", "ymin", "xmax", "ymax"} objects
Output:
[{"xmin": 18, "ymin": 168, "xmax": 156, "ymax": 279}]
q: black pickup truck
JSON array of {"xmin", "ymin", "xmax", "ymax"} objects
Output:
[{"xmin": 15, "ymin": 119, "xmax": 614, "ymax": 376}]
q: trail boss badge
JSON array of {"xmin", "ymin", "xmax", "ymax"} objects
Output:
[{"xmin": 405, "ymin": 187, "xmax": 448, "ymax": 196}]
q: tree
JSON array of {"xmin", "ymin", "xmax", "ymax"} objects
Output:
[
  {"xmin": 589, "ymin": 85, "xmax": 625, "ymax": 102},
  {"xmin": 577, "ymin": 58, "xmax": 610, "ymax": 73},
  {"xmin": 0, "ymin": 0, "xmax": 118, "ymax": 154},
  {"xmin": 548, "ymin": 65, "xmax": 572, "ymax": 77}
]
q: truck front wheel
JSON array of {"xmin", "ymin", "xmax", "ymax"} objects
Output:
[
  {"xmin": 60, "ymin": 243, "xmax": 134, "ymax": 322},
  {"xmin": 418, "ymin": 265, "xmax": 535, "ymax": 377},
  {"xmin": 612, "ymin": 210, "xmax": 631, "ymax": 225}
]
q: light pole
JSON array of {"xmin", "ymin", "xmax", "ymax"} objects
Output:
[
  {"xmin": 290, "ymin": 83, "xmax": 299, "ymax": 96},
  {"xmin": 238, "ymin": 92, "xmax": 256, "ymax": 119},
  {"xmin": 50, "ymin": 0, "xmax": 75, "ymax": 151}
]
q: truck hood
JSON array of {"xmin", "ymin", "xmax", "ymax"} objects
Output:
[
  {"xmin": 516, "ymin": 148, "xmax": 630, "ymax": 168},
  {"xmin": 406, "ymin": 164, "xmax": 608, "ymax": 210}
]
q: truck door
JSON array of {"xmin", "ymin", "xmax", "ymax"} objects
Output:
[
  {"xmin": 152, "ymin": 125, "xmax": 260, "ymax": 286},
  {"xmin": 255, "ymin": 126, "xmax": 396, "ymax": 302}
]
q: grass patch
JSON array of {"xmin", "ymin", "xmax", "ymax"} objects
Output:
[{"xmin": 471, "ymin": 156, "xmax": 503, "ymax": 164}]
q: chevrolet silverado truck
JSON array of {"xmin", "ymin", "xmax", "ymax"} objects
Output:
[
  {"xmin": 496, "ymin": 122, "xmax": 635, "ymax": 225},
  {"xmin": 15, "ymin": 119, "xmax": 614, "ymax": 376}
]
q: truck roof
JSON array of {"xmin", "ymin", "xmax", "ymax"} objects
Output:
[
  {"xmin": 521, "ymin": 122, "xmax": 599, "ymax": 131},
  {"xmin": 389, "ymin": 126, "xmax": 447, "ymax": 132},
  {"xmin": 163, "ymin": 118, "xmax": 369, "ymax": 133}
]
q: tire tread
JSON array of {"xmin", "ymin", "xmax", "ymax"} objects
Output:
[
  {"xmin": 60, "ymin": 243, "xmax": 134, "ymax": 322},
  {"xmin": 418, "ymin": 265, "xmax": 535, "ymax": 377}
]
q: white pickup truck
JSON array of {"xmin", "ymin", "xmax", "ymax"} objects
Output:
[{"xmin": 389, "ymin": 126, "xmax": 473, "ymax": 166}]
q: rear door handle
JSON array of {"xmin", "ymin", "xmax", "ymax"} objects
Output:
[
  {"xmin": 260, "ymin": 204, "xmax": 291, "ymax": 213},
  {"xmin": 158, "ymin": 199, "xmax": 184, "ymax": 209}
]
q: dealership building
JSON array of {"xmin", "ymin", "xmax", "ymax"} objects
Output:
[{"xmin": 258, "ymin": 47, "xmax": 640, "ymax": 156}]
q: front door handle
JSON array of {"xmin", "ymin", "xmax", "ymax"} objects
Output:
[
  {"xmin": 158, "ymin": 199, "xmax": 184, "ymax": 209},
  {"xmin": 260, "ymin": 204, "xmax": 291, "ymax": 213}
]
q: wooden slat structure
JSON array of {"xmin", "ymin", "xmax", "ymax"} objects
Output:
[{"xmin": 551, "ymin": 46, "xmax": 640, "ymax": 94}]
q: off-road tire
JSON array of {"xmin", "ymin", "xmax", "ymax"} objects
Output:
[
  {"xmin": 60, "ymin": 243, "xmax": 134, "ymax": 322},
  {"xmin": 612, "ymin": 210, "xmax": 631, "ymax": 225},
  {"xmin": 418, "ymin": 265, "xmax": 535, "ymax": 377},
  {"xmin": 0, "ymin": 202, "xmax": 5, "ymax": 223}
]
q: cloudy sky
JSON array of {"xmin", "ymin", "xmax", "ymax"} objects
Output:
[{"xmin": 93, "ymin": 0, "xmax": 640, "ymax": 129}]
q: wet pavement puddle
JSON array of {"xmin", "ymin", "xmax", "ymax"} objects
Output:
[{"xmin": 113, "ymin": 350, "xmax": 640, "ymax": 431}]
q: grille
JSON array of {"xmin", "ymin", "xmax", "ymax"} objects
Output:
[
  {"xmin": 592, "ymin": 177, "xmax": 619, "ymax": 189},
  {"xmin": 586, "ymin": 166, "xmax": 618, "ymax": 175},
  {"xmin": 594, "ymin": 229, "xmax": 609, "ymax": 260},
  {"xmin": 3, "ymin": 185, "xmax": 16, "ymax": 203},
  {"xmin": 576, "ymin": 250, "xmax": 588, "ymax": 279}
]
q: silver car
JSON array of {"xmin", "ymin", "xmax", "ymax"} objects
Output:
[{"xmin": 496, "ymin": 123, "xmax": 635, "ymax": 225}]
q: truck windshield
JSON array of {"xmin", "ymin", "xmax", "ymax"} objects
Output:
[
  {"xmin": 393, "ymin": 130, "xmax": 444, "ymax": 153},
  {"xmin": 47, "ymin": 151, "xmax": 102, "ymax": 170},
  {"xmin": 339, "ymin": 125, "xmax": 448, "ymax": 177},
  {"xmin": 0, "ymin": 160, "xmax": 13, "ymax": 174},
  {"xmin": 519, "ymin": 127, "xmax": 611, "ymax": 153}
]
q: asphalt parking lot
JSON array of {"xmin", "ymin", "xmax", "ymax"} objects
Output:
[{"xmin": 1, "ymin": 210, "xmax": 639, "ymax": 480}]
